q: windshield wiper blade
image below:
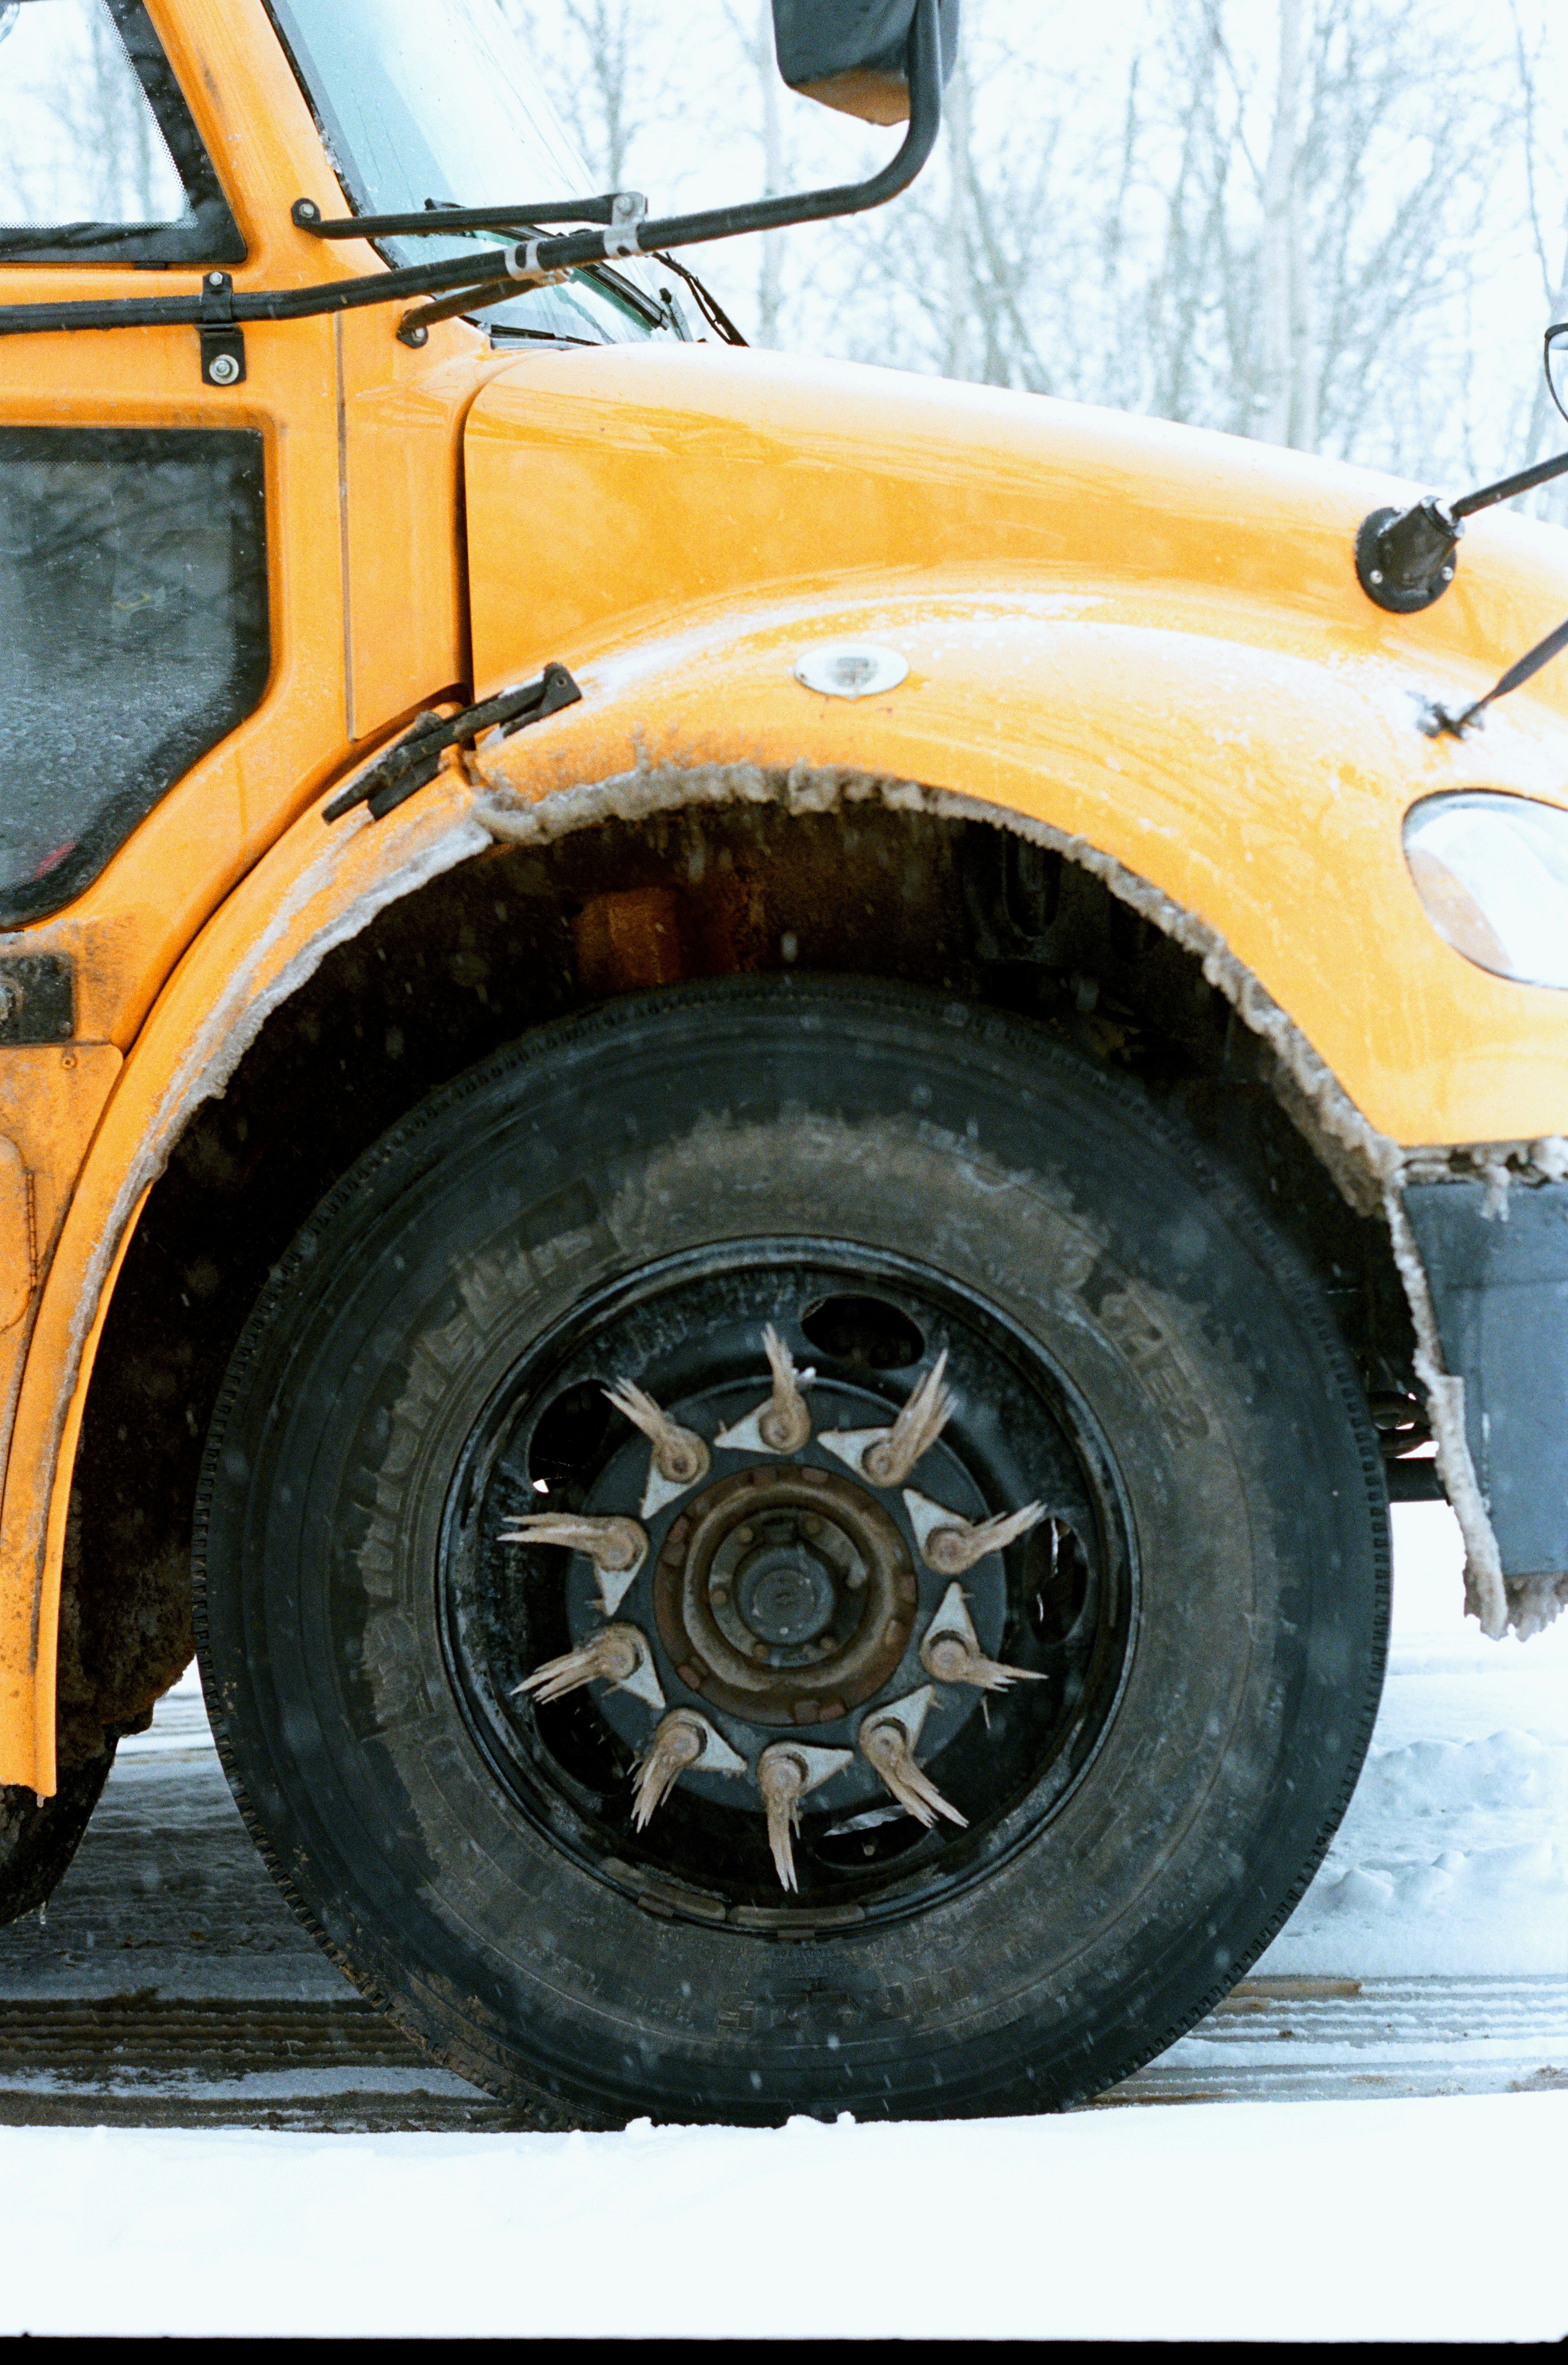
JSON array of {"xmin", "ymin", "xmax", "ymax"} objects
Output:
[
  {"xmin": 0, "ymin": 0, "xmax": 940, "ymax": 352},
  {"xmin": 648, "ymin": 252, "xmax": 747, "ymax": 346}
]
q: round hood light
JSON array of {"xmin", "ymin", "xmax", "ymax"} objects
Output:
[{"xmin": 1405, "ymin": 790, "xmax": 1568, "ymax": 989}]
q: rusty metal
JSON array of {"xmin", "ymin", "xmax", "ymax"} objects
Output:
[
  {"xmin": 652, "ymin": 1463, "xmax": 917, "ymax": 1724},
  {"xmin": 755, "ymin": 1740, "xmax": 853, "ymax": 1891},
  {"xmin": 500, "ymin": 1510, "xmax": 648, "ymax": 1614},
  {"xmin": 859, "ymin": 1686, "xmax": 967, "ymax": 1827},
  {"xmin": 918, "ymin": 1577, "xmax": 1045, "ymax": 1692},
  {"xmin": 513, "ymin": 1622, "xmax": 664, "ymax": 1710},
  {"xmin": 571, "ymin": 883, "xmax": 690, "ymax": 998}
]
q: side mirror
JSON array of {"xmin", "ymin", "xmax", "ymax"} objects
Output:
[
  {"xmin": 773, "ymin": 0, "xmax": 959, "ymax": 126},
  {"xmin": 1546, "ymin": 324, "xmax": 1568, "ymax": 427}
]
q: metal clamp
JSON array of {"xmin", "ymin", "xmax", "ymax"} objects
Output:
[
  {"xmin": 602, "ymin": 191, "xmax": 648, "ymax": 259},
  {"xmin": 198, "ymin": 272, "xmax": 246, "ymax": 388}
]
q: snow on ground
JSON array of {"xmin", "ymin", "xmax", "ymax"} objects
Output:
[
  {"xmin": 1257, "ymin": 1503, "xmax": 1568, "ymax": 1977},
  {"xmin": 0, "ymin": 1502, "xmax": 1559, "ymax": 2340},
  {"xmin": 0, "ymin": 2095, "xmax": 1562, "ymax": 2341}
]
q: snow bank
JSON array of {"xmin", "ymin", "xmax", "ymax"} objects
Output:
[
  {"xmin": 2, "ymin": 2095, "xmax": 1562, "ymax": 2341},
  {"xmin": 1259, "ymin": 1503, "xmax": 1568, "ymax": 1976}
]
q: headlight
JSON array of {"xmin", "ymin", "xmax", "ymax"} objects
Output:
[{"xmin": 1404, "ymin": 791, "xmax": 1568, "ymax": 990}]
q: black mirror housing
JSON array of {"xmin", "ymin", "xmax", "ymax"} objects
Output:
[{"xmin": 773, "ymin": 0, "xmax": 959, "ymax": 125}]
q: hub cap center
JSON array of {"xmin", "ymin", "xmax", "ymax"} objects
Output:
[
  {"xmin": 653, "ymin": 1464, "xmax": 919, "ymax": 1725},
  {"xmin": 735, "ymin": 1531, "xmax": 838, "ymax": 1644}
]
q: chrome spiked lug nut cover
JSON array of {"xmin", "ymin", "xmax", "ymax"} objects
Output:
[
  {"xmin": 858, "ymin": 1686, "xmax": 968, "ymax": 1829},
  {"xmin": 918, "ymin": 1578, "xmax": 1046, "ymax": 1692},
  {"xmin": 821, "ymin": 1352, "xmax": 957, "ymax": 1487},
  {"xmin": 756, "ymin": 1741, "xmax": 853, "ymax": 1891},
  {"xmin": 605, "ymin": 1377, "xmax": 711, "ymax": 1516},
  {"xmin": 902, "ymin": 1489, "xmax": 1046, "ymax": 1578},
  {"xmin": 715, "ymin": 1324, "xmax": 815, "ymax": 1456},
  {"xmin": 501, "ymin": 1510, "xmax": 649, "ymax": 1614},
  {"xmin": 513, "ymin": 1621, "xmax": 665, "ymax": 1710},
  {"xmin": 632, "ymin": 1708, "xmax": 747, "ymax": 1828}
]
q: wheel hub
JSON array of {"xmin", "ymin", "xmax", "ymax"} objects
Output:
[{"xmin": 653, "ymin": 1464, "xmax": 918, "ymax": 1725}]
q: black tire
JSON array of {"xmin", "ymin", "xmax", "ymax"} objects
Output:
[
  {"xmin": 0, "ymin": 1749, "xmax": 114, "ymax": 1924},
  {"xmin": 195, "ymin": 976, "xmax": 1388, "ymax": 2123}
]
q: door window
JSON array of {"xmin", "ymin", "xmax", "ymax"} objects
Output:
[
  {"xmin": 0, "ymin": 430, "xmax": 269, "ymax": 926},
  {"xmin": 0, "ymin": 0, "xmax": 242, "ymax": 264}
]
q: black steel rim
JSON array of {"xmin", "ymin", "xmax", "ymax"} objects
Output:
[{"xmin": 436, "ymin": 1238, "xmax": 1138, "ymax": 1933}]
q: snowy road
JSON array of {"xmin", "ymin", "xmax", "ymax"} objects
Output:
[{"xmin": 0, "ymin": 1504, "xmax": 1561, "ymax": 2126}]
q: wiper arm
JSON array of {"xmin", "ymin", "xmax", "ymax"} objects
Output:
[
  {"xmin": 388, "ymin": 256, "xmax": 666, "ymax": 343},
  {"xmin": 0, "ymin": 0, "xmax": 939, "ymax": 359},
  {"xmin": 295, "ymin": 0, "xmax": 937, "ymax": 344},
  {"xmin": 1422, "ymin": 614, "xmax": 1568, "ymax": 740},
  {"xmin": 650, "ymin": 252, "xmax": 747, "ymax": 347}
]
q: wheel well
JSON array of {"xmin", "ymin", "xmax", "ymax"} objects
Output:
[{"xmin": 60, "ymin": 798, "xmax": 1417, "ymax": 1764}]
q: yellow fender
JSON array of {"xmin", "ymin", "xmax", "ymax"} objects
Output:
[{"xmin": 12, "ymin": 362, "xmax": 1568, "ymax": 1783}]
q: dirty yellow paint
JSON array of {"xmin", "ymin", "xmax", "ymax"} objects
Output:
[
  {"xmin": 0, "ymin": 1145, "xmax": 30, "ymax": 1338},
  {"xmin": 465, "ymin": 347, "xmax": 1568, "ymax": 1151},
  {"xmin": 4, "ymin": 6, "xmax": 1568, "ymax": 1783}
]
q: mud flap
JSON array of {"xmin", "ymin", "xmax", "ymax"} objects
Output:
[{"xmin": 1403, "ymin": 1180, "xmax": 1568, "ymax": 1632}]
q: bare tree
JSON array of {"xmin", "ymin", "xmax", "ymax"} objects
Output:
[
  {"xmin": 1511, "ymin": 1, "xmax": 1568, "ymax": 501},
  {"xmin": 505, "ymin": 0, "xmax": 1540, "ymax": 487},
  {"xmin": 506, "ymin": 0, "xmax": 673, "ymax": 186},
  {"xmin": 1260, "ymin": 0, "xmax": 1310, "ymax": 444}
]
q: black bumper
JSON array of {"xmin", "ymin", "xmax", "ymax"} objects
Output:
[{"xmin": 1404, "ymin": 1179, "xmax": 1568, "ymax": 1576}]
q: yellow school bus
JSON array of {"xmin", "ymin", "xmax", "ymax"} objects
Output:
[{"xmin": 0, "ymin": 0, "xmax": 1564, "ymax": 2122}]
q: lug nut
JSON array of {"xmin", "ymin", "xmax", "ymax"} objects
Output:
[
  {"xmin": 861, "ymin": 1354, "xmax": 956, "ymax": 1487},
  {"xmin": 605, "ymin": 1378, "xmax": 709, "ymax": 1487},
  {"xmin": 755, "ymin": 1324, "xmax": 815, "ymax": 1453},
  {"xmin": 921, "ymin": 1500, "xmax": 1046, "ymax": 1577},
  {"xmin": 860, "ymin": 1711, "xmax": 967, "ymax": 1830},
  {"xmin": 513, "ymin": 1622, "xmax": 663, "ymax": 1710},
  {"xmin": 632, "ymin": 1709, "xmax": 745, "ymax": 1828},
  {"xmin": 918, "ymin": 1579, "xmax": 1048, "ymax": 1692}
]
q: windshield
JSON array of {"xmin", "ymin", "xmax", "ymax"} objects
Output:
[{"xmin": 265, "ymin": 0, "xmax": 661, "ymax": 345}]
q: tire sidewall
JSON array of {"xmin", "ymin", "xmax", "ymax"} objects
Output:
[{"xmin": 196, "ymin": 977, "xmax": 1388, "ymax": 2120}]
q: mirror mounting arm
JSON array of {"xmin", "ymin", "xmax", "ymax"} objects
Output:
[
  {"xmin": 391, "ymin": 0, "xmax": 943, "ymax": 349},
  {"xmin": 0, "ymin": 0, "xmax": 941, "ymax": 356},
  {"xmin": 1356, "ymin": 448, "xmax": 1568, "ymax": 614}
]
